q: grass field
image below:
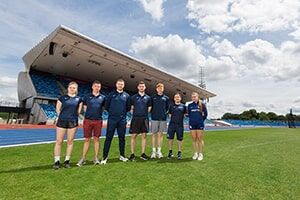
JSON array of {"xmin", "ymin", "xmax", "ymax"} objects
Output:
[{"xmin": 0, "ymin": 128, "xmax": 299, "ymax": 200}]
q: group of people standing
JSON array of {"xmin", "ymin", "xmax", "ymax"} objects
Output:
[{"xmin": 53, "ymin": 79, "xmax": 207, "ymax": 169}]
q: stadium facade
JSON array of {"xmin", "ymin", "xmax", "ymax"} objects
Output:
[{"xmin": 18, "ymin": 25, "xmax": 216, "ymax": 124}]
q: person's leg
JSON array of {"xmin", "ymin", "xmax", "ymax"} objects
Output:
[
  {"xmin": 82, "ymin": 137, "xmax": 91, "ymax": 160},
  {"xmin": 141, "ymin": 133, "xmax": 147, "ymax": 154},
  {"xmin": 151, "ymin": 121, "xmax": 158, "ymax": 158},
  {"xmin": 131, "ymin": 133, "xmax": 137, "ymax": 154},
  {"xmin": 168, "ymin": 139, "xmax": 173, "ymax": 151},
  {"xmin": 191, "ymin": 130, "xmax": 198, "ymax": 159},
  {"xmin": 65, "ymin": 127, "xmax": 77, "ymax": 160},
  {"xmin": 198, "ymin": 130, "xmax": 204, "ymax": 154},
  {"xmin": 54, "ymin": 127, "xmax": 66, "ymax": 161},
  {"xmin": 177, "ymin": 126, "xmax": 184, "ymax": 153},
  {"xmin": 103, "ymin": 118, "xmax": 116, "ymax": 160},
  {"xmin": 81, "ymin": 119, "xmax": 92, "ymax": 161},
  {"xmin": 117, "ymin": 117, "xmax": 126, "ymax": 158},
  {"xmin": 93, "ymin": 120, "xmax": 102, "ymax": 160}
]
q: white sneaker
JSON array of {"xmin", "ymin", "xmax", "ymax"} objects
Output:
[
  {"xmin": 100, "ymin": 158, "xmax": 107, "ymax": 165},
  {"xmin": 192, "ymin": 153, "xmax": 198, "ymax": 160},
  {"xmin": 94, "ymin": 158, "xmax": 100, "ymax": 165},
  {"xmin": 76, "ymin": 159, "xmax": 86, "ymax": 167},
  {"xmin": 150, "ymin": 152, "xmax": 156, "ymax": 159},
  {"xmin": 197, "ymin": 153, "xmax": 203, "ymax": 161},
  {"xmin": 119, "ymin": 155, "xmax": 128, "ymax": 162},
  {"xmin": 157, "ymin": 152, "xmax": 163, "ymax": 159}
]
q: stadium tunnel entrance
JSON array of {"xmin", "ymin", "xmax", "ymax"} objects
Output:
[{"xmin": 18, "ymin": 25, "xmax": 216, "ymax": 124}]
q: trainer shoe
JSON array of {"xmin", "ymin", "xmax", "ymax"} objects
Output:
[
  {"xmin": 119, "ymin": 155, "xmax": 128, "ymax": 162},
  {"xmin": 157, "ymin": 151, "xmax": 163, "ymax": 159},
  {"xmin": 129, "ymin": 153, "xmax": 136, "ymax": 161},
  {"xmin": 64, "ymin": 160, "xmax": 71, "ymax": 168},
  {"xmin": 53, "ymin": 161, "xmax": 60, "ymax": 170},
  {"xmin": 76, "ymin": 159, "xmax": 86, "ymax": 167},
  {"xmin": 177, "ymin": 152, "xmax": 182, "ymax": 160},
  {"xmin": 140, "ymin": 153, "xmax": 149, "ymax": 160},
  {"xmin": 100, "ymin": 157, "xmax": 108, "ymax": 165},
  {"xmin": 150, "ymin": 152, "xmax": 156, "ymax": 159},
  {"xmin": 192, "ymin": 153, "xmax": 198, "ymax": 160},
  {"xmin": 197, "ymin": 153, "xmax": 203, "ymax": 161},
  {"xmin": 94, "ymin": 158, "xmax": 100, "ymax": 165},
  {"xmin": 167, "ymin": 152, "xmax": 173, "ymax": 159}
]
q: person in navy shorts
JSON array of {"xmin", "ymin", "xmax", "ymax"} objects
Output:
[
  {"xmin": 128, "ymin": 81, "xmax": 152, "ymax": 161},
  {"xmin": 53, "ymin": 81, "xmax": 83, "ymax": 169},
  {"xmin": 167, "ymin": 93, "xmax": 186, "ymax": 160},
  {"xmin": 187, "ymin": 92, "xmax": 208, "ymax": 161},
  {"xmin": 101, "ymin": 79, "xmax": 131, "ymax": 165},
  {"xmin": 77, "ymin": 80, "xmax": 106, "ymax": 167}
]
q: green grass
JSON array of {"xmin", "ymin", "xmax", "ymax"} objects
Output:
[{"xmin": 0, "ymin": 128, "xmax": 299, "ymax": 200}]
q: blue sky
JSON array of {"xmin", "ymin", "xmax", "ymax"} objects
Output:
[{"xmin": 0, "ymin": 0, "xmax": 300, "ymax": 117}]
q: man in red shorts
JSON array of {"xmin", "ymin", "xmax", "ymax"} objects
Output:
[{"xmin": 77, "ymin": 80, "xmax": 106, "ymax": 166}]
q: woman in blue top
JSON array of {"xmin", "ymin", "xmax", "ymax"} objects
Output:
[
  {"xmin": 187, "ymin": 92, "xmax": 208, "ymax": 161},
  {"xmin": 53, "ymin": 81, "xmax": 83, "ymax": 169}
]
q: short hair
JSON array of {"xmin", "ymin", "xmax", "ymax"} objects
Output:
[
  {"xmin": 156, "ymin": 83, "xmax": 164, "ymax": 88},
  {"xmin": 174, "ymin": 93, "xmax": 181, "ymax": 98},
  {"xmin": 116, "ymin": 79, "xmax": 125, "ymax": 83},
  {"xmin": 92, "ymin": 80, "xmax": 101, "ymax": 85},
  {"xmin": 138, "ymin": 81, "xmax": 145, "ymax": 85}
]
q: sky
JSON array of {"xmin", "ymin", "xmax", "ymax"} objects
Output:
[{"xmin": 0, "ymin": 0, "xmax": 299, "ymax": 118}]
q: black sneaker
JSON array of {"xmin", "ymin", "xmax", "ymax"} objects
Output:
[
  {"xmin": 177, "ymin": 152, "xmax": 182, "ymax": 160},
  {"xmin": 64, "ymin": 160, "xmax": 71, "ymax": 168},
  {"xmin": 140, "ymin": 153, "xmax": 149, "ymax": 160},
  {"xmin": 167, "ymin": 152, "xmax": 173, "ymax": 159},
  {"xmin": 53, "ymin": 161, "xmax": 60, "ymax": 170},
  {"xmin": 129, "ymin": 153, "xmax": 135, "ymax": 161}
]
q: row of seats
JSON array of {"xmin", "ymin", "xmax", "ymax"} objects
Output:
[
  {"xmin": 39, "ymin": 103, "xmax": 57, "ymax": 119},
  {"xmin": 30, "ymin": 72, "xmax": 61, "ymax": 98}
]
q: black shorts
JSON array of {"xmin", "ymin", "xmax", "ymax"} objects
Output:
[
  {"xmin": 167, "ymin": 123, "xmax": 184, "ymax": 141},
  {"xmin": 56, "ymin": 119, "xmax": 78, "ymax": 129},
  {"xmin": 129, "ymin": 117, "xmax": 149, "ymax": 134}
]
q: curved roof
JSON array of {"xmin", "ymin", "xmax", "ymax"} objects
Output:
[{"xmin": 22, "ymin": 25, "xmax": 216, "ymax": 101}]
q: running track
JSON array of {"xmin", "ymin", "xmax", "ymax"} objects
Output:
[{"xmin": 0, "ymin": 126, "xmax": 245, "ymax": 148}]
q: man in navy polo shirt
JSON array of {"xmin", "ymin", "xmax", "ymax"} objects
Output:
[
  {"xmin": 101, "ymin": 79, "xmax": 131, "ymax": 164},
  {"xmin": 77, "ymin": 80, "xmax": 105, "ymax": 167},
  {"xmin": 128, "ymin": 81, "xmax": 152, "ymax": 161},
  {"xmin": 151, "ymin": 83, "xmax": 169, "ymax": 159},
  {"xmin": 167, "ymin": 93, "xmax": 186, "ymax": 160}
]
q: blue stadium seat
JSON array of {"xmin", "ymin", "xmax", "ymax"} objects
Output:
[
  {"xmin": 30, "ymin": 71, "xmax": 60, "ymax": 98},
  {"xmin": 40, "ymin": 103, "xmax": 57, "ymax": 119}
]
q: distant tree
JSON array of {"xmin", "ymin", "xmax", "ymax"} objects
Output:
[{"xmin": 258, "ymin": 112, "xmax": 269, "ymax": 121}]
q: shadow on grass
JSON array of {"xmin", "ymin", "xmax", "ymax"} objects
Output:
[{"xmin": 0, "ymin": 157, "xmax": 194, "ymax": 174}]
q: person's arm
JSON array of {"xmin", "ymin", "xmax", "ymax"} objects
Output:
[
  {"xmin": 83, "ymin": 105, "xmax": 87, "ymax": 113},
  {"xmin": 203, "ymin": 103, "xmax": 208, "ymax": 120},
  {"xmin": 126, "ymin": 95, "xmax": 131, "ymax": 112},
  {"xmin": 165, "ymin": 97, "xmax": 170, "ymax": 114},
  {"xmin": 105, "ymin": 93, "xmax": 112, "ymax": 111},
  {"xmin": 147, "ymin": 97, "xmax": 152, "ymax": 113},
  {"xmin": 78, "ymin": 102, "xmax": 83, "ymax": 115},
  {"xmin": 56, "ymin": 100, "xmax": 62, "ymax": 117}
]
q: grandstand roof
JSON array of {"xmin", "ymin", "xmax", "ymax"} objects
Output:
[{"xmin": 22, "ymin": 25, "xmax": 216, "ymax": 101}]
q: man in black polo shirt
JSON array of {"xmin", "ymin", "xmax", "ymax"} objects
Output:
[
  {"xmin": 129, "ymin": 81, "xmax": 152, "ymax": 161},
  {"xmin": 77, "ymin": 80, "xmax": 105, "ymax": 167}
]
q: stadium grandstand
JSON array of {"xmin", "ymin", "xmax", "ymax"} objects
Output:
[{"xmin": 17, "ymin": 25, "xmax": 216, "ymax": 124}]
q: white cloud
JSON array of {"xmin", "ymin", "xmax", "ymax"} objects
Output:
[
  {"xmin": 186, "ymin": 0, "xmax": 300, "ymax": 34},
  {"xmin": 0, "ymin": 76, "xmax": 17, "ymax": 87},
  {"xmin": 137, "ymin": 0, "xmax": 165, "ymax": 21},
  {"xmin": 211, "ymin": 39, "xmax": 300, "ymax": 82},
  {"xmin": 130, "ymin": 34, "xmax": 206, "ymax": 81}
]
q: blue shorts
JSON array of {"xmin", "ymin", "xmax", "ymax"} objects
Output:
[
  {"xmin": 167, "ymin": 123, "xmax": 184, "ymax": 141},
  {"xmin": 189, "ymin": 124, "xmax": 204, "ymax": 130}
]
